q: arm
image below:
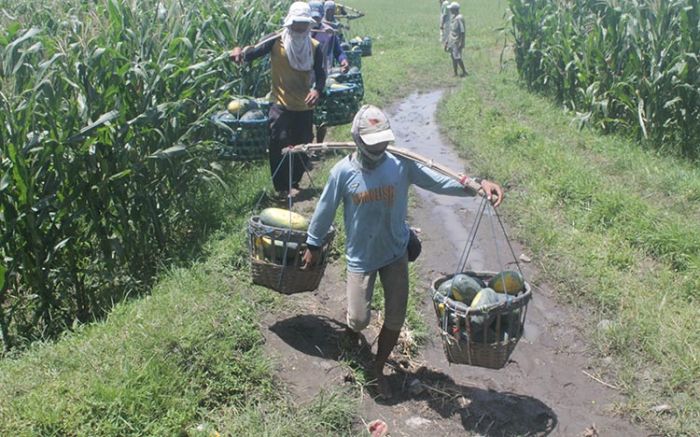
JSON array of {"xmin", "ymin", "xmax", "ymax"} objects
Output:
[
  {"xmin": 332, "ymin": 35, "xmax": 348, "ymax": 64},
  {"xmin": 403, "ymin": 156, "xmax": 503, "ymax": 206},
  {"xmin": 305, "ymin": 44, "xmax": 327, "ymax": 106},
  {"xmin": 229, "ymin": 37, "xmax": 276, "ymax": 64},
  {"xmin": 406, "ymin": 158, "xmax": 478, "ymax": 197},
  {"xmin": 302, "ymin": 168, "xmax": 343, "ymax": 268}
]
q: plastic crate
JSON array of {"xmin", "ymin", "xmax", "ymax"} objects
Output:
[
  {"xmin": 330, "ymin": 70, "xmax": 364, "ymax": 102},
  {"xmin": 210, "ymin": 110, "xmax": 269, "ymax": 161},
  {"xmin": 314, "ymin": 83, "xmax": 361, "ymax": 127}
]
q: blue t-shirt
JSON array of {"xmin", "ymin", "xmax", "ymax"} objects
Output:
[{"xmin": 306, "ymin": 152, "xmax": 476, "ymax": 272}]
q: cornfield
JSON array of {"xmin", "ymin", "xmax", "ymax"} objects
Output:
[
  {"xmin": 507, "ymin": 0, "xmax": 700, "ymax": 155},
  {"xmin": 0, "ymin": 0, "xmax": 287, "ymax": 352}
]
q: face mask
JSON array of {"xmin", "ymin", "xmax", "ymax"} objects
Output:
[{"xmin": 353, "ymin": 134, "xmax": 388, "ymax": 168}]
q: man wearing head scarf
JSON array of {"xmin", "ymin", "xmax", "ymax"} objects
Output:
[
  {"xmin": 322, "ymin": 1, "xmax": 342, "ymax": 35},
  {"xmin": 309, "ymin": 0, "xmax": 349, "ymax": 143},
  {"xmin": 302, "ymin": 105, "xmax": 504, "ymax": 399},
  {"xmin": 310, "ymin": 1, "xmax": 348, "ymax": 74},
  {"xmin": 445, "ymin": 2, "xmax": 468, "ymax": 77},
  {"xmin": 439, "ymin": 0, "xmax": 451, "ymax": 44},
  {"xmin": 230, "ymin": 2, "xmax": 326, "ymax": 197}
]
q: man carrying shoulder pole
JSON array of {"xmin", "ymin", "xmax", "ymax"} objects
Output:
[
  {"xmin": 301, "ymin": 105, "xmax": 503, "ymax": 399},
  {"xmin": 230, "ymin": 2, "xmax": 327, "ymax": 198}
]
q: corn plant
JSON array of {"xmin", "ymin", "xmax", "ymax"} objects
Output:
[
  {"xmin": 0, "ymin": 0, "xmax": 287, "ymax": 352},
  {"xmin": 507, "ymin": 0, "xmax": 700, "ymax": 156}
]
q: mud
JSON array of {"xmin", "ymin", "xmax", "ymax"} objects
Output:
[{"xmin": 261, "ymin": 90, "xmax": 648, "ymax": 436}]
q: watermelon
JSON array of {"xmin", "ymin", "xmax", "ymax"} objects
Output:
[
  {"xmin": 470, "ymin": 287, "xmax": 503, "ymax": 309},
  {"xmin": 488, "ymin": 270, "xmax": 525, "ymax": 295},
  {"xmin": 259, "ymin": 208, "xmax": 310, "ymax": 231},
  {"xmin": 240, "ymin": 109, "xmax": 266, "ymax": 122},
  {"xmin": 449, "ymin": 274, "xmax": 482, "ymax": 303},
  {"xmin": 437, "ymin": 278, "xmax": 453, "ymax": 295},
  {"xmin": 470, "ymin": 287, "xmax": 503, "ymax": 327}
]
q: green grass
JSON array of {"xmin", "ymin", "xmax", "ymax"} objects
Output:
[
  {"xmin": 0, "ymin": 163, "xmax": 356, "ymax": 436},
  {"xmin": 435, "ymin": 0, "xmax": 700, "ymax": 434}
]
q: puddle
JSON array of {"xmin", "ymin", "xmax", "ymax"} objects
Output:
[{"xmin": 391, "ymin": 89, "xmax": 507, "ymax": 273}]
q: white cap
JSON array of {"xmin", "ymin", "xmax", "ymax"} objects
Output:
[
  {"xmin": 351, "ymin": 105, "xmax": 396, "ymax": 145},
  {"xmin": 284, "ymin": 2, "xmax": 314, "ymax": 26},
  {"xmin": 449, "ymin": 2, "xmax": 460, "ymax": 10}
]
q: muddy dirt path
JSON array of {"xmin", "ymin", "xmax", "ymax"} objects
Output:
[{"xmin": 262, "ymin": 91, "xmax": 648, "ymax": 436}]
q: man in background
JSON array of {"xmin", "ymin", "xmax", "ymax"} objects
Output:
[
  {"xmin": 309, "ymin": 0, "xmax": 350, "ymax": 143},
  {"xmin": 302, "ymin": 105, "xmax": 503, "ymax": 399},
  {"xmin": 445, "ymin": 2, "xmax": 468, "ymax": 77},
  {"xmin": 439, "ymin": 0, "xmax": 450, "ymax": 44}
]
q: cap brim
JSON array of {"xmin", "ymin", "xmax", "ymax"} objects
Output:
[
  {"xmin": 360, "ymin": 129, "xmax": 395, "ymax": 145},
  {"xmin": 284, "ymin": 17, "xmax": 314, "ymax": 26}
]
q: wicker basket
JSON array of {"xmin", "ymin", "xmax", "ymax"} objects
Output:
[
  {"xmin": 211, "ymin": 109, "xmax": 270, "ymax": 161},
  {"xmin": 314, "ymin": 83, "xmax": 360, "ymax": 127},
  {"xmin": 431, "ymin": 271, "xmax": 532, "ymax": 369},
  {"xmin": 248, "ymin": 216, "xmax": 335, "ymax": 294}
]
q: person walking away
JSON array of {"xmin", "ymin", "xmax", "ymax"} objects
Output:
[
  {"xmin": 445, "ymin": 2, "xmax": 468, "ymax": 77},
  {"xmin": 301, "ymin": 105, "xmax": 504, "ymax": 399},
  {"xmin": 229, "ymin": 2, "xmax": 326, "ymax": 198},
  {"xmin": 439, "ymin": 0, "xmax": 451, "ymax": 44},
  {"xmin": 309, "ymin": 1, "xmax": 349, "ymax": 143}
]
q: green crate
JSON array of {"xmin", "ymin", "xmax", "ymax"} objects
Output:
[
  {"xmin": 359, "ymin": 37, "xmax": 372, "ymax": 56},
  {"xmin": 331, "ymin": 70, "xmax": 364, "ymax": 102},
  {"xmin": 314, "ymin": 83, "xmax": 360, "ymax": 127},
  {"xmin": 345, "ymin": 47, "xmax": 362, "ymax": 69},
  {"xmin": 348, "ymin": 36, "xmax": 372, "ymax": 57},
  {"xmin": 211, "ymin": 110, "xmax": 270, "ymax": 161}
]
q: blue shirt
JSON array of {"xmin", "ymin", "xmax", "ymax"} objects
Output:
[{"xmin": 306, "ymin": 152, "xmax": 476, "ymax": 272}]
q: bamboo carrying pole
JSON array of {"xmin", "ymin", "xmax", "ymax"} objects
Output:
[
  {"xmin": 283, "ymin": 142, "xmax": 489, "ymax": 197},
  {"xmin": 241, "ymin": 25, "xmax": 338, "ymax": 56},
  {"xmin": 336, "ymin": 3, "xmax": 365, "ymax": 20}
]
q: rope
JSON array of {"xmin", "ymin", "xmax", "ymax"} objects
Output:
[{"xmin": 455, "ymin": 196, "xmax": 488, "ymax": 276}]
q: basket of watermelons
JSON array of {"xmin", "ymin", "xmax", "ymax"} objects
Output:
[
  {"xmin": 248, "ymin": 208, "xmax": 335, "ymax": 294},
  {"xmin": 431, "ymin": 270, "xmax": 531, "ymax": 369},
  {"xmin": 314, "ymin": 81, "xmax": 361, "ymax": 127},
  {"xmin": 348, "ymin": 36, "xmax": 372, "ymax": 57},
  {"xmin": 328, "ymin": 66, "xmax": 364, "ymax": 102},
  {"xmin": 210, "ymin": 97, "xmax": 271, "ymax": 161}
]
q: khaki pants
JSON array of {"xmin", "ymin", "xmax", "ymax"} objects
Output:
[{"xmin": 346, "ymin": 254, "xmax": 409, "ymax": 332}]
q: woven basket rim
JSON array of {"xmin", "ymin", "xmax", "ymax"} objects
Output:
[
  {"xmin": 431, "ymin": 271, "xmax": 532, "ymax": 316},
  {"xmin": 248, "ymin": 215, "xmax": 335, "ymax": 241}
]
